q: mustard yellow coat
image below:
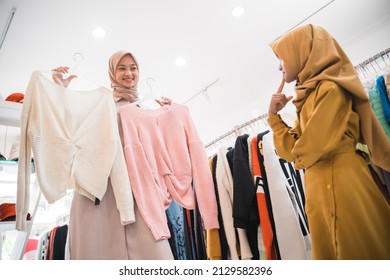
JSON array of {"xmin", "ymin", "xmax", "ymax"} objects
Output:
[{"xmin": 268, "ymin": 80, "xmax": 390, "ymax": 259}]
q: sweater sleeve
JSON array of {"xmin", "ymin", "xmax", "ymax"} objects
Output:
[
  {"xmin": 180, "ymin": 105, "xmax": 219, "ymax": 230},
  {"xmin": 108, "ymin": 100, "xmax": 135, "ymax": 225},
  {"xmin": 16, "ymin": 71, "xmax": 36, "ymax": 231}
]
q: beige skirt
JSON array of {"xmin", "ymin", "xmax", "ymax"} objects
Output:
[{"xmin": 68, "ymin": 180, "xmax": 173, "ymax": 260}]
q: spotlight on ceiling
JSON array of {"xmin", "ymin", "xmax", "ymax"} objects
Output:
[
  {"xmin": 232, "ymin": 7, "xmax": 245, "ymax": 17},
  {"xmin": 175, "ymin": 57, "xmax": 187, "ymax": 66},
  {"xmin": 92, "ymin": 27, "xmax": 106, "ymax": 38}
]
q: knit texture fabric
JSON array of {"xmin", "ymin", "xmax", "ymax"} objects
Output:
[
  {"xmin": 118, "ymin": 102, "xmax": 219, "ymax": 240},
  {"xmin": 16, "ymin": 71, "xmax": 135, "ymax": 231}
]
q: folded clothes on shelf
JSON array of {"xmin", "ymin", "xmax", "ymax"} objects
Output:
[{"xmin": 0, "ymin": 203, "xmax": 31, "ymax": 222}]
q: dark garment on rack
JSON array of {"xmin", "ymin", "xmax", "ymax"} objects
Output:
[
  {"xmin": 180, "ymin": 187, "xmax": 207, "ymax": 260},
  {"xmin": 211, "ymin": 154, "xmax": 229, "ymax": 259},
  {"xmin": 52, "ymin": 224, "xmax": 68, "ymax": 260},
  {"xmin": 232, "ymin": 135, "xmax": 260, "ymax": 228},
  {"xmin": 182, "ymin": 208, "xmax": 194, "ymax": 259},
  {"xmin": 232, "ymin": 135, "xmax": 260, "ymax": 259},
  {"xmin": 166, "ymin": 200, "xmax": 187, "ymax": 260},
  {"xmin": 256, "ymin": 131, "xmax": 281, "ymax": 260},
  {"xmin": 193, "ymin": 188, "xmax": 207, "ymax": 260}
]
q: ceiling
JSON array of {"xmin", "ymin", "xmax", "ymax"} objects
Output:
[{"xmin": 1, "ymin": 0, "xmax": 390, "ymax": 146}]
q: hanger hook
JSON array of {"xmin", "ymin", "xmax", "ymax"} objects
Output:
[
  {"xmin": 146, "ymin": 77, "xmax": 156, "ymax": 92},
  {"xmin": 73, "ymin": 52, "xmax": 85, "ymax": 63}
]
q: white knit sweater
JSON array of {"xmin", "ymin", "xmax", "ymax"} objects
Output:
[{"xmin": 16, "ymin": 71, "xmax": 135, "ymax": 231}]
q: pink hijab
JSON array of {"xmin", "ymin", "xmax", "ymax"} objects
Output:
[{"xmin": 108, "ymin": 50, "xmax": 139, "ymax": 102}]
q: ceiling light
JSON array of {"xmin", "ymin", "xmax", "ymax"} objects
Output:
[
  {"xmin": 92, "ymin": 27, "xmax": 106, "ymax": 38},
  {"xmin": 175, "ymin": 57, "xmax": 187, "ymax": 66},
  {"xmin": 232, "ymin": 6, "xmax": 245, "ymax": 17}
]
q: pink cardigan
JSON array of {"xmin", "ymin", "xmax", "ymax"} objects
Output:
[{"xmin": 118, "ymin": 102, "xmax": 219, "ymax": 240}]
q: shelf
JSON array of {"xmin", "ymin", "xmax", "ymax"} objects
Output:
[
  {"xmin": 0, "ymin": 221, "xmax": 17, "ymax": 231},
  {"xmin": 0, "ymin": 220, "xmax": 32, "ymax": 231},
  {"xmin": 0, "ymin": 160, "xmax": 40, "ymax": 260},
  {"xmin": 0, "ymin": 99, "xmax": 22, "ymax": 127}
]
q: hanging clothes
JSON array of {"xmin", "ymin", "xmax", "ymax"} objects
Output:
[
  {"xmin": 369, "ymin": 83, "xmax": 390, "ymax": 139},
  {"xmin": 215, "ymin": 146, "xmax": 253, "ymax": 260},
  {"xmin": 255, "ymin": 131, "xmax": 281, "ymax": 260},
  {"xmin": 208, "ymin": 155, "xmax": 227, "ymax": 260},
  {"xmin": 377, "ymin": 75, "xmax": 390, "ymax": 124},
  {"xmin": 232, "ymin": 134, "xmax": 260, "ymax": 259},
  {"xmin": 118, "ymin": 102, "xmax": 219, "ymax": 241},
  {"xmin": 166, "ymin": 200, "xmax": 187, "ymax": 260},
  {"xmin": 262, "ymin": 131, "xmax": 312, "ymax": 259},
  {"xmin": 16, "ymin": 70, "xmax": 135, "ymax": 231},
  {"xmin": 250, "ymin": 135, "xmax": 274, "ymax": 260}
]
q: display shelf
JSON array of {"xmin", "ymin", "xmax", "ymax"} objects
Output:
[
  {"xmin": 0, "ymin": 160, "xmax": 40, "ymax": 260},
  {"xmin": 0, "ymin": 99, "xmax": 22, "ymax": 127}
]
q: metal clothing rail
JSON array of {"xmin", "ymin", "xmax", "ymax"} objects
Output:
[
  {"xmin": 0, "ymin": 7, "xmax": 16, "ymax": 50},
  {"xmin": 205, "ymin": 112, "xmax": 268, "ymax": 151},
  {"xmin": 354, "ymin": 47, "xmax": 390, "ymax": 78}
]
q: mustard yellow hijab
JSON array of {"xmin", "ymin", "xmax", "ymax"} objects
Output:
[{"xmin": 270, "ymin": 24, "xmax": 390, "ymax": 171}]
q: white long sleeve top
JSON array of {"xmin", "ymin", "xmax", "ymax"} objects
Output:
[{"xmin": 16, "ymin": 71, "xmax": 135, "ymax": 231}]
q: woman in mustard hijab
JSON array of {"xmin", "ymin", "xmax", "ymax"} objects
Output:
[{"xmin": 267, "ymin": 24, "xmax": 390, "ymax": 259}]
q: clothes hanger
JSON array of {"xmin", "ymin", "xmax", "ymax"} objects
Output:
[
  {"xmin": 132, "ymin": 77, "xmax": 162, "ymax": 109},
  {"xmin": 42, "ymin": 52, "xmax": 101, "ymax": 91},
  {"xmin": 66, "ymin": 52, "xmax": 101, "ymax": 91}
]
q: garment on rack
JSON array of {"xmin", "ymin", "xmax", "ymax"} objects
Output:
[
  {"xmin": 255, "ymin": 131, "xmax": 281, "ymax": 260},
  {"xmin": 209, "ymin": 155, "xmax": 226, "ymax": 260},
  {"xmin": 377, "ymin": 75, "xmax": 390, "ymax": 124},
  {"xmin": 192, "ymin": 188, "xmax": 208, "ymax": 260},
  {"xmin": 16, "ymin": 70, "xmax": 135, "ymax": 231},
  {"xmin": 118, "ymin": 101, "xmax": 219, "ymax": 241},
  {"xmin": 51, "ymin": 224, "xmax": 68, "ymax": 260},
  {"xmin": 262, "ymin": 131, "xmax": 311, "ymax": 260},
  {"xmin": 166, "ymin": 200, "xmax": 187, "ymax": 260},
  {"xmin": 369, "ymin": 82, "xmax": 390, "ymax": 139},
  {"xmin": 216, "ymin": 146, "xmax": 252, "ymax": 260},
  {"xmin": 232, "ymin": 134, "xmax": 260, "ymax": 259},
  {"xmin": 250, "ymin": 135, "xmax": 274, "ymax": 260}
]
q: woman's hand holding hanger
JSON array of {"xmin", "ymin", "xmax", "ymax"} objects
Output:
[
  {"xmin": 155, "ymin": 96, "xmax": 172, "ymax": 106},
  {"xmin": 52, "ymin": 66, "xmax": 78, "ymax": 88}
]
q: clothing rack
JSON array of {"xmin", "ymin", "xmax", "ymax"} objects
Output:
[
  {"xmin": 205, "ymin": 112, "xmax": 268, "ymax": 156},
  {"xmin": 354, "ymin": 47, "xmax": 390, "ymax": 79}
]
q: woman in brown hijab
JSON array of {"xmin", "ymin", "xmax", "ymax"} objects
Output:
[
  {"xmin": 52, "ymin": 51, "xmax": 173, "ymax": 259},
  {"xmin": 267, "ymin": 24, "xmax": 390, "ymax": 259}
]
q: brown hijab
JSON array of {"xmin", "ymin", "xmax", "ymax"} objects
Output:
[
  {"xmin": 270, "ymin": 24, "xmax": 390, "ymax": 171},
  {"xmin": 108, "ymin": 50, "xmax": 139, "ymax": 102}
]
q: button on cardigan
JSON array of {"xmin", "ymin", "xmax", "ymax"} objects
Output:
[
  {"xmin": 16, "ymin": 71, "xmax": 135, "ymax": 231},
  {"xmin": 118, "ymin": 102, "xmax": 219, "ymax": 240}
]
